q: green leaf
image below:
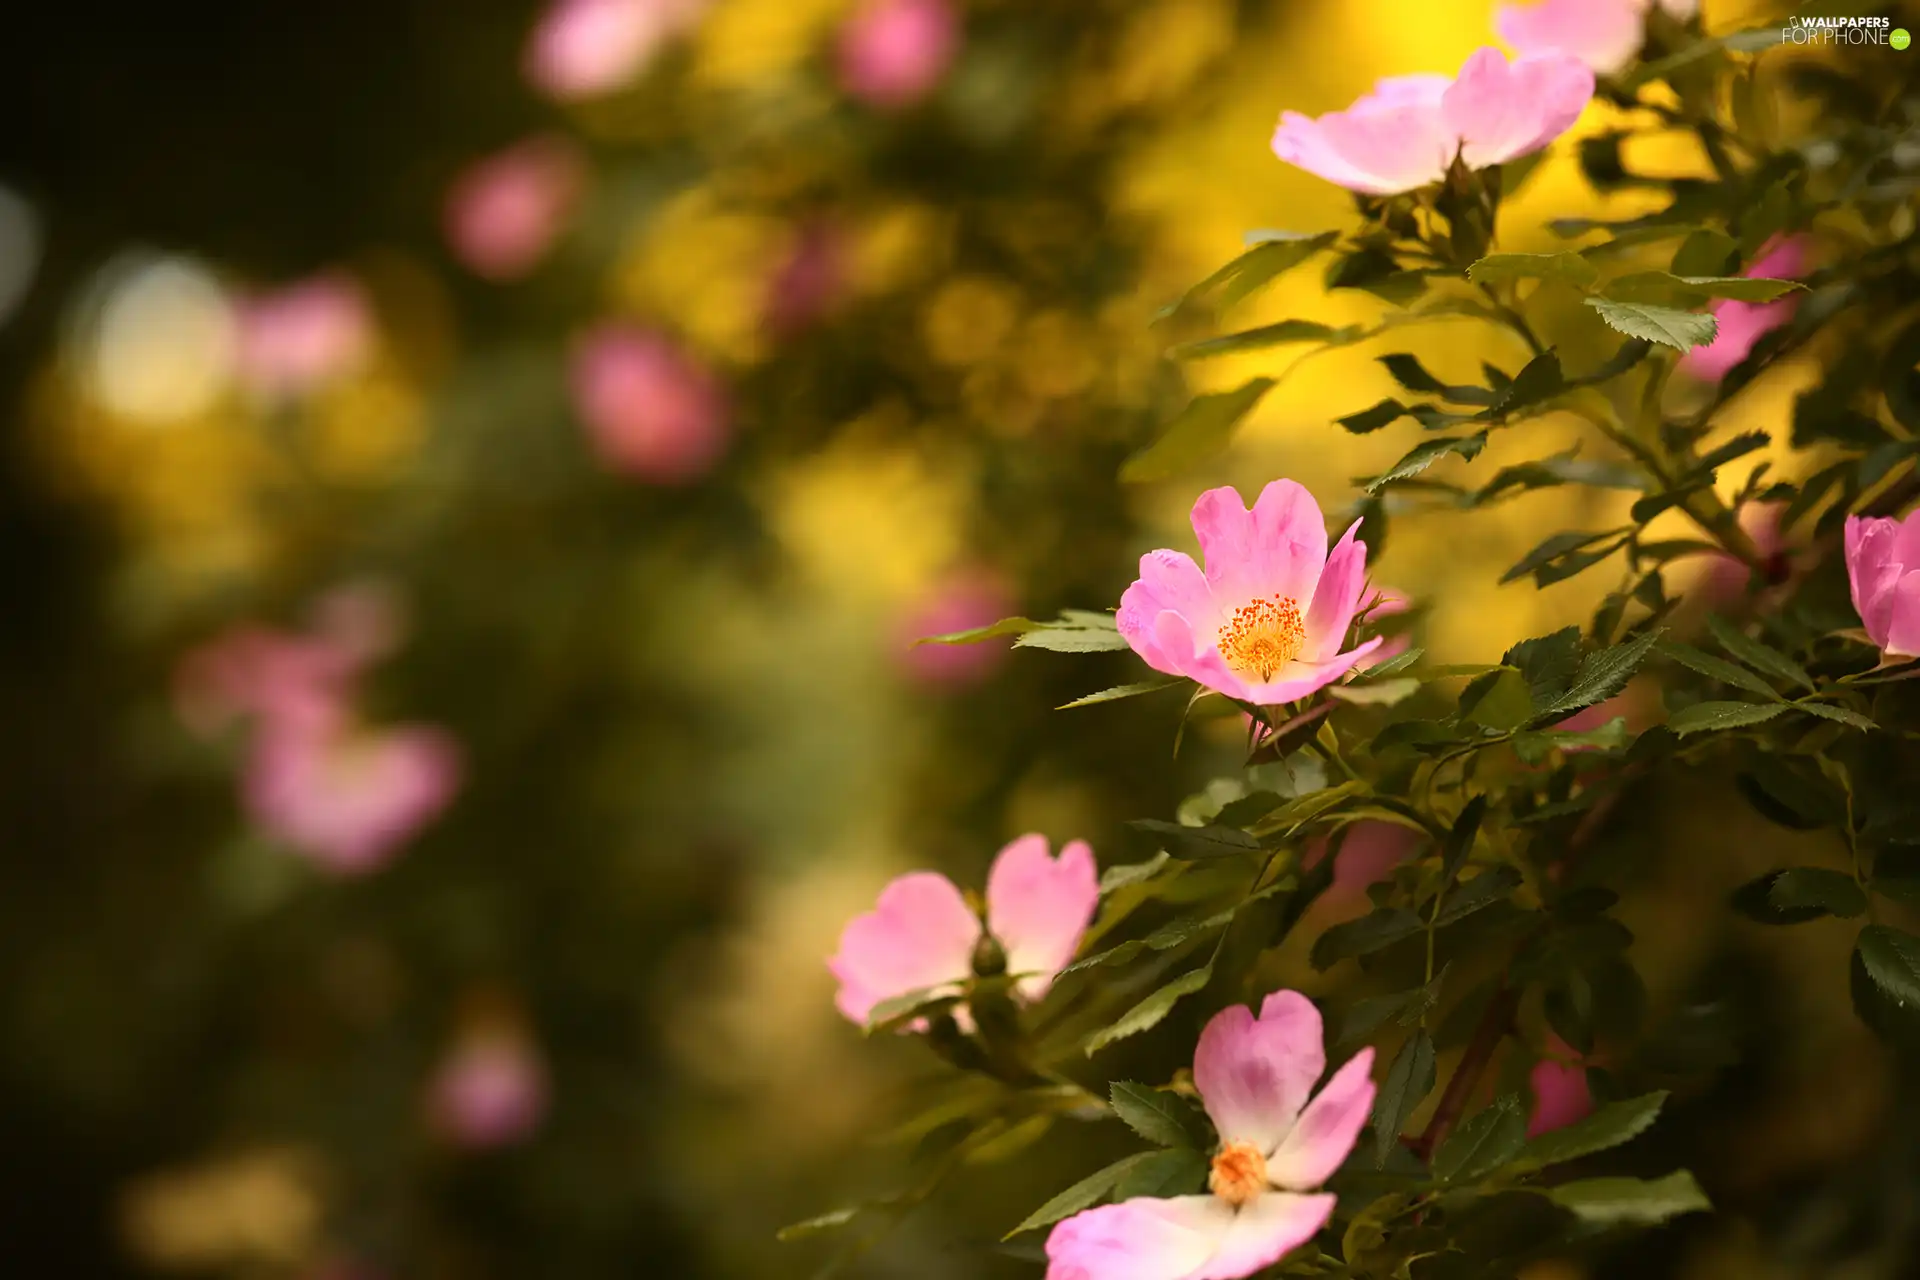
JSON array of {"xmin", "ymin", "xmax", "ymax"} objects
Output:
[
  {"xmin": 1365, "ymin": 434, "xmax": 1488, "ymax": 491},
  {"xmin": 1329, "ymin": 677, "xmax": 1422, "ymax": 707},
  {"xmin": 1373, "ymin": 1030, "xmax": 1436, "ymax": 1166},
  {"xmin": 1732, "ymin": 868, "xmax": 1867, "ymax": 924},
  {"xmin": 1467, "ymin": 252, "xmax": 1599, "ymax": 290},
  {"xmin": 1584, "ymin": 297, "xmax": 1717, "ymax": 352},
  {"xmin": 1669, "ymin": 229, "xmax": 1737, "ymax": 278},
  {"xmin": 917, "ymin": 616, "xmax": 1038, "ymax": 645},
  {"xmin": 1313, "ymin": 908, "xmax": 1424, "ymax": 970},
  {"xmin": 1502, "ymin": 529, "xmax": 1629, "ymax": 586},
  {"xmin": 1433, "ymin": 1095, "xmax": 1527, "ymax": 1183},
  {"xmin": 1155, "ymin": 232, "xmax": 1340, "ymax": 322},
  {"xmin": 1339, "ymin": 398, "xmax": 1411, "ymax": 434},
  {"xmin": 1433, "ymin": 865, "xmax": 1524, "ymax": 928},
  {"xmin": 1005, "ymin": 1151, "xmax": 1163, "ymax": 1237},
  {"xmin": 1656, "ymin": 640, "xmax": 1782, "ymax": 701},
  {"xmin": 1121, "ymin": 378, "xmax": 1277, "ymax": 482},
  {"xmin": 1110, "ymin": 1082, "xmax": 1206, "ymax": 1149},
  {"xmin": 863, "ymin": 985, "xmax": 960, "ymax": 1033},
  {"xmin": 1377, "ymin": 353, "xmax": 1498, "ymax": 406},
  {"xmin": 1084, "ymin": 966, "xmax": 1212, "ymax": 1055},
  {"xmin": 1852, "ymin": 925, "xmax": 1920, "ymax": 1044},
  {"xmin": 1128, "ymin": 818, "xmax": 1263, "ymax": 860},
  {"xmin": 1058, "ymin": 680, "xmax": 1182, "ymax": 710},
  {"xmin": 1547, "ymin": 1171, "xmax": 1712, "ymax": 1225},
  {"xmin": 1014, "ymin": 613, "xmax": 1133, "ymax": 653},
  {"xmin": 1112, "ymin": 1147, "xmax": 1209, "ymax": 1201},
  {"xmin": 1505, "ymin": 628, "xmax": 1581, "ymax": 709},
  {"xmin": 1543, "ymin": 630, "xmax": 1660, "ymax": 717},
  {"xmin": 1604, "ymin": 271, "xmax": 1805, "ymax": 306},
  {"xmin": 1098, "ymin": 852, "xmax": 1170, "ymax": 895},
  {"xmin": 1795, "ymin": 701, "xmax": 1876, "ymax": 731},
  {"xmin": 1488, "ymin": 349, "xmax": 1566, "ymax": 418},
  {"xmin": 1668, "ymin": 700, "xmax": 1788, "ymax": 736},
  {"xmin": 1705, "ymin": 616, "xmax": 1813, "ymax": 691},
  {"xmin": 1336, "ymin": 969, "xmax": 1449, "ymax": 1048},
  {"xmin": 1169, "ymin": 320, "xmax": 1362, "ymax": 360},
  {"xmin": 777, "ymin": 1207, "xmax": 861, "ymax": 1242},
  {"xmin": 1514, "ymin": 1092, "xmax": 1667, "ymax": 1171}
]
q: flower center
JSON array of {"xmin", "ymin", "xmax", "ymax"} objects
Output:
[
  {"xmin": 1208, "ymin": 1139, "xmax": 1268, "ymax": 1206},
  {"xmin": 1217, "ymin": 595, "xmax": 1306, "ymax": 681}
]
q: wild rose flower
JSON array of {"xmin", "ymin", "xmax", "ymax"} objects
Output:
[
  {"xmin": 1116, "ymin": 480, "xmax": 1384, "ymax": 706},
  {"xmin": 571, "ymin": 324, "xmax": 729, "ymax": 483},
  {"xmin": 231, "ymin": 274, "xmax": 371, "ymax": 401},
  {"xmin": 829, "ymin": 834, "xmax": 1097, "ymax": 1026},
  {"xmin": 1678, "ymin": 238, "xmax": 1810, "ymax": 382},
  {"xmin": 1846, "ymin": 511, "xmax": 1920, "ymax": 659},
  {"xmin": 444, "ymin": 137, "xmax": 584, "ymax": 282},
  {"xmin": 1271, "ymin": 47, "xmax": 1594, "ymax": 195},
  {"xmin": 1045, "ymin": 992, "xmax": 1376, "ymax": 1280},
  {"xmin": 896, "ymin": 569, "xmax": 1011, "ymax": 687},
  {"xmin": 1527, "ymin": 1043, "xmax": 1594, "ymax": 1138},
  {"xmin": 837, "ymin": 0, "xmax": 959, "ymax": 110},
  {"xmin": 1307, "ymin": 820, "xmax": 1420, "ymax": 895},
  {"xmin": 430, "ymin": 1026, "xmax": 548, "ymax": 1149},
  {"xmin": 1497, "ymin": 0, "xmax": 1697, "ymax": 76},
  {"xmin": 524, "ymin": 0, "xmax": 708, "ymax": 101}
]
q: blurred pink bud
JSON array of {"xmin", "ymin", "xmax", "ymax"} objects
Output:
[
  {"xmin": 231, "ymin": 274, "xmax": 372, "ymax": 400},
  {"xmin": 1526, "ymin": 1050, "xmax": 1594, "ymax": 1137},
  {"xmin": 1697, "ymin": 502, "xmax": 1793, "ymax": 607},
  {"xmin": 430, "ymin": 1029, "xmax": 548, "ymax": 1149},
  {"xmin": 245, "ymin": 706, "xmax": 461, "ymax": 875},
  {"xmin": 896, "ymin": 570, "xmax": 1012, "ymax": 687},
  {"xmin": 1846, "ymin": 511, "xmax": 1920, "ymax": 659},
  {"xmin": 764, "ymin": 222, "xmax": 848, "ymax": 337},
  {"xmin": 1303, "ymin": 819, "xmax": 1421, "ymax": 895},
  {"xmin": 1678, "ymin": 238, "xmax": 1811, "ymax": 383},
  {"xmin": 1271, "ymin": 47, "xmax": 1593, "ymax": 195},
  {"xmin": 175, "ymin": 627, "xmax": 362, "ymax": 738},
  {"xmin": 524, "ymin": 0, "xmax": 708, "ymax": 100},
  {"xmin": 571, "ymin": 324, "xmax": 729, "ymax": 483},
  {"xmin": 837, "ymin": 0, "xmax": 960, "ymax": 110},
  {"xmin": 1497, "ymin": 0, "xmax": 1696, "ymax": 76},
  {"xmin": 444, "ymin": 137, "xmax": 584, "ymax": 282}
]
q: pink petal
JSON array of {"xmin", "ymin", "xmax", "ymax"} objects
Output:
[
  {"xmin": 1191, "ymin": 482, "xmax": 1326, "ymax": 604},
  {"xmin": 1194, "ymin": 991, "xmax": 1326, "ymax": 1152},
  {"xmin": 1495, "ymin": 0, "xmax": 1645, "ymax": 75},
  {"xmin": 1362, "ymin": 74, "xmax": 1452, "ymax": 109},
  {"xmin": 1302, "ymin": 520, "xmax": 1368, "ymax": 662},
  {"xmin": 837, "ymin": 0, "xmax": 959, "ymax": 109},
  {"xmin": 987, "ymin": 835, "xmax": 1099, "ymax": 1000},
  {"xmin": 1307, "ymin": 103, "xmax": 1456, "ymax": 194},
  {"xmin": 1333, "ymin": 821, "xmax": 1420, "ymax": 893},
  {"xmin": 1266, "ymin": 1048, "xmax": 1377, "ymax": 1189},
  {"xmin": 1526, "ymin": 1057, "xmax": 1593, "ymax": 1138},
  {"xmin": 571, "ymin": 325, "xmax": 730, "ymax": 484},
  {"xmin": 1846, "ymin": 515, "xmax": 1905, "ymax": 651},
  {"xmin": 1885, "ymin": 570, "xmax": 1920, "ymax": 659},
  {"xmin": 1117, "ymin": 549, "xmax": 1217, "ymax": 671},
  {"xmin": 1238, "ymin": 635, "xmax": 1383, "ymax": 707},
  {"xmin": 1444, "ymin": 48, "xmax": 1594, "ymax": 170},
  {"xmin": 1045, "ymin": 1196, "xmax": 1231, "ymax": 1280},
  {"xmin": 1192, "ymin": 1192, "xmax": 1335, "ymax": 1280},
  {"xmin": 1149, "ymin": 609, "xmax": 1259, "ymax": 703},
  {"xmin": 828, "ymin": 871, "xmax": 980, "ymax": 1024}
]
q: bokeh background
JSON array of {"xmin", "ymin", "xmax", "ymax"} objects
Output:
[{"xmin": 1, "ymin": 0, "xmax": 1907, "ymax": 1276}]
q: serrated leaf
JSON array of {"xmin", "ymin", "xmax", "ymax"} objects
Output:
[
  {"xmin": 1468, "ymin": 252, "xmax": 1599, "ymax": 290},
  {"xmin": 1340, "ymin": 398, "xmax": 1411, "ymax": 434},
  {"xmin": 1668, "ymin": 700, "xmax": 1788, "ymax": 736},
  {"xmin": 1433, "ymin": 1095, "xmax": 1527, "ymax": 1183},
  {"xmin": 1514, "ymin": 1092, "xmax": 1667, "ymax": 1171},
  {"xmin": 1058, "ymin": 679, "xmax": 1181, "ymax": 710},
  {"xmin": 1585, "ymin": 296, "xmax": 1717, "ymax": 352},
  {"xmin": 1502, "ymin": 529, "xmax": 1629, "ymax": 586},
  {"xmin": 1113, "ymin": 1147, "xmax": 1209, "ymax": 1201},
  {"xmin": 1733, "ymin": 867, "xmax": 1867, "ymax": 923},
  {"xmin": 1336, "ymin": 968, "xmax": 1449, "ymax": 1048},
  {"xmin": 1544, "ymin": 630, "xmax": 1660, "ymax": 717},
  {"xmin": 1852, "ymin": 925, "xmax": 1920, "ymax": 1044},
  {"xmin": 1547, "ymin": 1171, "xmax": 1712, "ymax": 1225},
  {"xmin": 1433, "ymin": 865, "xmax": 1523, "ymax": 928},
  {"xmin": 1155, "ymin": 232, "xmax": 1340, "ymax": 322},
  {"xmin": 1011, "ymin": 613, "xmax": 1133, "ymax": 653},
  {"xmin": 1657, "ymin": 640, "xmax": 1782, "ymax": 700},
  {"xmin": 1373, "ymin": 1031, "xmax": 1436, "ymax": 1166},
  {"xmin": 1366, "ymin": 434, "xmax": 1488, "ymax": 491},
  {"xmin": 1705, "ymin": 615, "xmax": 1812, "ymax": 691},
  {"xmin": 1506, "ymin": 628, "xmax": 1581, "ymax": 708},
  {"xmin": 1313, "ymin": 908, "xmax": 1424, "ymax": 970},
  {"xmin": 917, "ymin": 616, "xmax": 1037, "ymax": 645},
  {"xmin": 1122, "ymin": 378, "xmax": 1277, "ymax": 482},
  {"xmin": 1604, "ymin": 271, "xmax": 1804, "ymax": 306},
  {"xmin": 1005, "ymin": 1151, "xmax": 1162, "ymax": 1237},
  {"xmin": 1128, "ymin": 818, "xmax": 1263, "ymax": 860},
  {"xmin": 1110, "ymin": 1082, "xmax": 1206, "ymax": 1149},
  {"xmin": 1794, "ymin": 701, "xmax": 1875, "ymax": 731},
  {"xmin": 1084, "ymin": 967, "xmax": 1212, "ymax": 1055}
]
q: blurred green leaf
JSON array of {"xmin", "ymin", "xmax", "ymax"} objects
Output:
[
  {"xmin": 1112, "ymin": 1147, "xmax": 1209, "ymax": 1201},
  {"xmin": 1706, "ymin": 616, "xmax": 1813, "ymax": 690},
  {"xmin": 1732, "ymin": 868, "xmax": 1867, "ymax": 923},
  {"xmin": 1373, "ymin": 1030, "xmax": 1436, "ymax": 1166},
  {"xmin": 1669, "ymin": 701, "xmax": 1788, "ymax": 736},
  {"xmin": 777, "ymin": 1207, "xmax": 862, "ymax": 1243},
  {"xmin": 1468, "ymin": 253, "xmax": 1599, "ymax": 290},
  {"xmin": 1604, "ymin": 271, "xmax": 1804, "ymax": 306},
  {"xmin": 1657, "ymin": 640, "xmax": 1782, "ymax": 700},
  {"xmin": 1852, "ymin": 925, "xmax": 1920, "ymax": 1044},
  {"xmin": 1313, "ymin": 907, "xmax": 1424, "ymax": 970},
  {"xmin": 1058, "ymin": 679, "xmax": 1181, "ymax": 710},
  {"xmin": 1084, "ymin": 966, "xmax": 1212, "ymax": 1055},
  {"xmin": 1121, "ymin": 378, "xmax": 1276, "ymax": 482},
  {"xmin": 1365, "ymin": 434, "xmax": 1489, "ymax": 491},
  {"xmin": 1433, "ymin": 1095, "xmax": 1527, "ymax": 1183},
  {"xmin": 1514, "ymin": 1092, "xmax": 1667, "ymax": 1171},
  {"xmin": 1330, "ymin": 677, "xmax": 1422, "ymax": 707},
  {"xmin": 1547, "ymin": 1172, "xmax": 1712, "ymax": 1225},
  {"xmin": 1005, "ymin": 1151, "xmax": 1165, "ymax": 1237},
  {"xmin": 1127, "ymin": 818, "xmax": 1263, "ymax": 860},
  {"xmin": 1169, "ymin": 319, "xmax": 1362, "ymax": 360}
]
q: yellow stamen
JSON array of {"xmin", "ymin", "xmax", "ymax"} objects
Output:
[
  {"xmin": 1217, "ymin": 596, "xmax": 1306, "ymax": 681},
  {"xmin": 1209, "ymin": 1140, "xmax": 1268, "ymax": 1206}
]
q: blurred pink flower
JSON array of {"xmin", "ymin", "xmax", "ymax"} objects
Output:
[
  {"xmin": 1526, "ymin": 1042, "xmax": 1594, "ymax": 1138},
  {"xmin": 524, "ymin": 0, "xmax": 709, "ymax": 100},
  {"xmin": 764, "ymin": 222, "xmax": 848, "ymax": 337},
  {"xmin": 1697, "ymin": 502, "xmax": 1792, "ymax": 607},
  {"xmin": 1678, "ymin": 237, "xmax": 1811, "ymax": 382},
  {"xmin": 1045, "ymin": 992, "xmax": 1374, "ymax": 1280},
  {"xmin": 1271, "ymin": 47, "xmax": 1593, "ymax": 195},
  {"xmin": 1116, "ymin": 480, "xmax": 1383, "ymax": 706},
  {"xmin": 1846, "ymin": 511, "xmax": 1920, "ymax": 659},
  {"xmin": 231, "ymin": 274, "xmax": 372, "ymax": 400},
  {"xmin": 571, "ymin": 324, "xmax": 730, "ymax": 483},
  {"xmin": 897, "ymin": 570, "xmax": 1012, "ymax": 687},
  {"xmin": 1306, "ymin": 820, "xmax": 1420, "ymax": 895},
  {"xmin": 245, "ymin": 707, "xmax": 461, "ymax": 875},
  {"xmin": 430, "ymin": 1028, "xmax": 548, "ymax": 1149},
  {"xmin": 829, "ymin": 834, "xmax": 1097, "ymax": 1026},
  {"xmin": 1497, "ymin": 0, "xmax": 1696, "ymax": 75},
  {"xmin": 837, "ymin": 0, "xmax": 959, "ymax": 110},
  {"xmin": 444, "ymin": 137, "xmax": 584, "ymax": 282}
]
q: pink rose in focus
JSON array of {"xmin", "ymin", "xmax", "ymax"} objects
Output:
[
  {"xmin": 897, "ymin": 570, "xmax": 1012, "ymax": 687},
  {"xmin": 1116, "ymin": 480, "xmax": 1385, "ymax": 706},
  {"xmin": 231, "ymin": 274, "xmax": 372, "ymax": 401},
  {"xmin": 829, "ymin": 834, "xmax": 1098, "ymax": 1026},
  {"xmin": 524, "ymin": 0, "xmax": 709, "ymax": 100},
  {"xmin": 1678, "ymin": 237, "xmax": 1811, "ymax": 383},
  {"xmin": 571, "ymin": 324, "xmax": 730, "ymax": 483},
  {"xmin": 430, "ymin": 1027, "xmax": 548, "ymax": 1149},
  {"xmin": 1845, "ymin": 511, "xmax": 1920, "ymax": 659},
  {"xmin": 1497, "ymin": 0, "xmax": 1697, "ymax": 75},
  {"xmin": 837, "ymin": 0, "xmax": 959, "ymax": 110},
  {"xmin": 1271, "ymin": 47, "xmax": 1594, "ymax": 195},
  {"xmin": 1045, "ymin": 992, "xmax": 1375, "ymax": 1280},
  {"xmin": 1527, "ymin": 1041, "xmax": 1594, "ymax": 1138},
  {"xmin": 444, "ymin": 137, "xmax": 584, "ymax": 282}
]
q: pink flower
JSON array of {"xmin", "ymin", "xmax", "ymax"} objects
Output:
[
  {"xmin": 1271, "ymin": 47, "xmax": 1594, "ymax": 195},
  {"xmin": 444, "ymin": 137, "xmax": 584, "ymax": 282},
  {"xmin": 829, "ymin": 834, "xmax": 1098, "ymax": 1026},
  {"xmin": 1526, "ymin": 1045, "xmax": 1593, "ymax": 1138},
  {"xmin": 1497, "ymin": 0, "xmax": 1697, "ymax": 75},
  {"xmin": 571, "ymin": 324, "xmax": 729, "ymax": 483},
  {"xmin": 1116, "ymin": 480, "xmax": 1385, "ymax": 706},
  {"xmin": 1313, "ymin": 820, "xmax": 1419, "ymax": 895},
  {"xmin": 837, "ymin": 0, "xmax": 959, "ymax": 110},
  {"xmin": 1678, "ymin": 238, "xmax": 1810, "ymax": 382},
  {"xmin": 1045, "ymin": 992, "xmax": 1375, "ymax": 1280},
  {"xmin": 245, "ymin": 705, "xmax": 461, "ymax": 875},
  {"xmin": 430, "ymin": 1028, "xmax": 548, "ymax": 1149},
  {"xmin": 896, "ymin": 569, "xmax": 1012, "ymax": 687},
  {"xmin": 1697, "ymin": 502, "xmax": 1792, "ymax": 606},
  {"xmin": 523, "ymin": 0, "xmax": 709, "ymax": 100},
  {"xmin": 231, "ymin": 274, "xmax": 372, "ymax": 400},
  {"xmin": 764, "ymin": 222, "xmax": 848, "ymax": 337},
  {"xmin": 1846, "ymin": 511, "xmax": 1920, "ymax": 659}
]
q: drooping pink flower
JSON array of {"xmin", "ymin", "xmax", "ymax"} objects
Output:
[
  {"xmin": 1678, "ymin": 238, "xmax": 1811, "ymax": 382},
  {"xmin": 1497, "ymin": 0, "xmax": 1697, "ymax": 75},
  {"xmin": 570, "ymin": 324, "xmax": 729, "ymax": 483},
  {"xmin": 1045, "ymin": 992, "xmax": 1375, "ymax": 1280},
  {"xmin": 1271, "ymin": 47, "xmax": 1594, "ymax": 195},
  {"xmin": 1526, "ymin": 1044, "xmax": 1594, "ymax": 1138},
  {"xmin": 837, "ymin": 0, "xmax": 959, "ymax": 110},
  {"xmin": 896, "ymin": 569, "xmax": 1012, "ymax": 687},
  {"xmin": 1116, "ymin": 481, "xmax": 1385, "ymax": 706},
  {"xmin": 829, "ymin": 834, "xmax": 1098, "ymax": 1026},
  {"xmin": 1846, "ymin": 511, "xmax": 1920, "ymax": 659},
  {"xmin": 444, "ymin": 137, "xmax": 585, "ymax": 282},
  {"xmin": 430, "ymin": 1027, "xmax": 548, "ymax": 1149},
  {"xmin": 524, "ymin": 0, "xmax": 709, "ymax": 100},
  {"xmin": 231, "ymin": 274, "xmax": 372, "ymax": 401},
  {"xmin": 244, "ymin": 705, "xmax": 461, "ymax": 875}
]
